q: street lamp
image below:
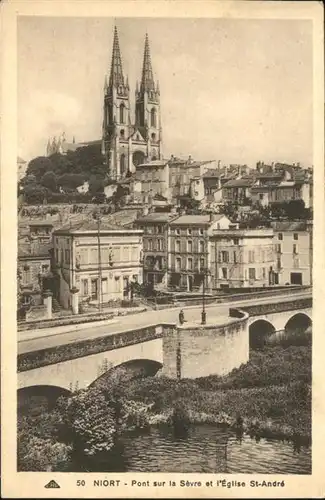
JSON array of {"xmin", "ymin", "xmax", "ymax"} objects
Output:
[{"xmin": 201, "ymin": 267, "xmax": 207, "ymax": 325}]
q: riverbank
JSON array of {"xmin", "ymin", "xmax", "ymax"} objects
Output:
[{"xmin": 116, "ymin": 345, "xmax": 311, "ymax": 444}]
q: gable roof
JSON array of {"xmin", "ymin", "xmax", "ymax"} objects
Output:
[{"xmin": 223, "ymin": 177, "xmax": 255, "ymax": 188}]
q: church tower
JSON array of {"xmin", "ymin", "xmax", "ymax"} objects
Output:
[
  {"xmin": 102, "ymin": 28, "xmax": 163, "ymax": 180},
  {"xmin": 135, "ymin": 33, "xmax": 162, "ymax": 162},
  {"xmin": 102, "ymin": 26, "xmax": 131, "ymax": 180}
]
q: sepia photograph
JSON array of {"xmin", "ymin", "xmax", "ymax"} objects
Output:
[{"xmin": 1, "ymin": 0, "xmax": 324, "ymax": 497}]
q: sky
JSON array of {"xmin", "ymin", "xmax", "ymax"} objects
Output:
[{"xmin": 18, "ymin": 16, "xmax": 313, "ymax": 168}]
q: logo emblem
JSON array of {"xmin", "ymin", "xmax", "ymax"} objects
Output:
[{"xmin": 44, "ymin": 480, "xmax": 60, "ymax": 489}]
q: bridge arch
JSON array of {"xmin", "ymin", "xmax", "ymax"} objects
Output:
[
  {"xmin": 284, "ymin": 313, "xmax": 312, "ymax": 334},
  {"xmin": 249, "ymin": 319, "xmax": 275, "ymax": 350},
  {"xmin": 90, "ymin": 359, "xmax": 163, "ymax": 389},
  {"xmin": 18, "ymin": 385, "xmax": 71, "ymax": 415}
]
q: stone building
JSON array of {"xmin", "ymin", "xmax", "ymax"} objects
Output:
[
  {"xmin": 168, "ymin": 157, "xmax": 215, "ymax": 202},
  {"xmin": 168, "ymin": 214, "xmax": 231, "ymax": 292},
  {"xmin": 209, "ymin": 228, "xmax": 275, "ymax": 290},
  {"xmin": 134, "ymin": 211, "xmax": 178, "ymax": 287},
  {"xmin": 134, "ymin": 159, "xmax": 169, "ymax": 204},
  {"xmin": 271, "ymin": 221, "xmax": 312, "ymax": 286},
  {"xmin": 52, "ymin": 220, "xmax": 143, "ymax": 311},
  {"xmin": 102, "ymin": 27, "xmax": 162, "ymax": 180},
  {"xmin": 18, "ymin": 241, "xmax": 53, "ymax": 307}
]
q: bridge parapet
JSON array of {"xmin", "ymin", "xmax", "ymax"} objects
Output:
[
  {"xmin": 239, "ymin": 297, "xmax": 312, "ymax": 317},
  {"xmin": 18, "ymin": 323, "xmax": 176, "ymax": 373}
]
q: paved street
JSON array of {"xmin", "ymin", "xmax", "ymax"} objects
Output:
[{"xmin": 18, "ymin": 290, "xmax": 310, "ymax": 355}]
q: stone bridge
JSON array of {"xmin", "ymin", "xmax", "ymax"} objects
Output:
[{"xmin": 18, "ymin": 296, "xmax": 312, "ymax": 409}]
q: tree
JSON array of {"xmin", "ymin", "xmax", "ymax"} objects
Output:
[
  {"xmin": 56, "ymin": 388, "xmax": 117, "ymax": 456},
  {"xmin": 57, "ymin": 173, "xmax": 85, "ymax": 190},
  {"xmin": 40, "ymin": 171, "xmax": 57, "ymax": 192},
  {"xmin": 26, "ymin": 156, "xmax": 52, "ymax": 181}
]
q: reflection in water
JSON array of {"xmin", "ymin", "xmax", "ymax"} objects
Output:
[{"xmin": 71, "ymin": 425, "xmax": 311, "ymax": 475}]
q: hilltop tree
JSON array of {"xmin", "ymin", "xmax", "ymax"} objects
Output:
[
  {"xmin": 26, "ymin": 156, "xmax": 52, "ymax": 181},
  {"xmin": 40, "ymin": 171, "xmax": 57, "ymax": 192}
]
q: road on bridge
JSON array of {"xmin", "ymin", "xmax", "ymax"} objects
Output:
[{"xmin": 18, "ymin": 290, "xmax": 311, "ymax": 355}]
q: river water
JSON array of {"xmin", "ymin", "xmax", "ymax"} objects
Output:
[{"xmin": 78, "ymin": 425, "xmax": 311, "ymax": 474}]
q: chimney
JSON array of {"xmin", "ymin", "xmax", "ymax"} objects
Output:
[{"xmin": 188, "ymin": 155, "xmax": 192, "ymax": 164}]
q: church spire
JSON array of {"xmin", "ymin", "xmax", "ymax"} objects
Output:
[
  {"xmin": 140, "ymin": 33, "xmax": 155, "ymax": 92},
  {"xmin": 109, "ymin": 26, "xmax": 124, "ymax": 88}
]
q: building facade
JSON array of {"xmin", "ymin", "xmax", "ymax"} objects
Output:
[
  {"xmin": 271, "ymin": 221, "xmax": 312, "ymax": 286},
  {"xmin": 168, "ymin": 214, "xmax": 231, "ymax": 292},
  {"xmin": 209, "ymin": 228, "xmax": 275, "ymax": 289},
  {"xmin": 135, "ymin": 160, "xmax": 169, "ymax": 204},
  {"xmin": 18, "ymin": 241, "xmax": 53, "ymax": 307},
  {"xmin": 168, "ymin": 157, "xmax": 215, "ymax": 202},
  {"xmin": 102, "ymin": 28, "xmax": 162, "ymax": 180},
  {"xmin": 134, "ymin": 212, "xmax": 178, "ymax": 287},
  {"xmin": 53, "ymin": 221, "xmax": 143, "ymax": 310}
]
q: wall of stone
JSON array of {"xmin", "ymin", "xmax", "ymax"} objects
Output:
[{"xmin": 163, "ymin": 314, "xmax": 249, "ymax": 379}]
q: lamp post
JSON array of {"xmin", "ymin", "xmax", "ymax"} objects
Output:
[{"xmin": 201, "ymin": 267, "xmax": 206, "ymax": 325}]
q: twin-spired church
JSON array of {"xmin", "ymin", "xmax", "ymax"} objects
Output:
[
  {"xmin": 102, "ymin": 26, "xmax": 163, "ymax": 180},
  {"xmin": 47, "ymin": 26, "xmax": 163, "ymax": 181}
]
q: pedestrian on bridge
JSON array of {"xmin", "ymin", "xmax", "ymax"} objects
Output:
[{"xmin": 179, "ymin": 309, "xmax": 185, "ymax": 325}]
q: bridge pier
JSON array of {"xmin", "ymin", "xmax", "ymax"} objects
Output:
[{"xmin": 162, "ymin": 316, "xmax": 249, "ymax": 379}]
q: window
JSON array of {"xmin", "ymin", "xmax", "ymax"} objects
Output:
[
  {"xmin": 91, "ymin": 279, "xmax": 98, "ymax": 299},
  {"xmin": 119, "ymin": 103, "xmax": 125, "ymax": 124},
  {"xmin": 157, "ymin": 239, "xmax": 162, "ymax": 251},
  {"xmin": 233, "ymin": 251, "xmax": 237, "ymax": 264},
  {"xmin": 55, "ymin": 249, "xmax": 59, "ymax": 263},
  {"xmin": 41, "ymin": 264, "xmax": 49, "ymax": 273},
  {"xmin": 64, "ymin": 249, "xmax": 70, "ymax": 264},
  {"xmin": 148, "ymin": 239, "xmax": 153, "ymax": 251},
  {"xmin": 221, "ymin": 268, "xmax": 228, "ymax": 279},
  {"xmin": 114, "ymin": 276, "xmax": 121, "ymax": 293},
  {"xmin": 187, "ymin": 240, "xmax": 193, "ymax": 252},
  {"xmin": 221, "ymin": 251, "xmax": 229, "ymax": 263},
  {"xmin": 150, "ymin": 108, "xmax": 156, "ymax": 127},
  {"xmin": 176, "ymin": 257, "xmax": 181, "ymax": 272},
  {"xmin": 278, "ymin": 233, "xmax": 283, "ymax": 240},
  {"xmin": 249, "ymin": 268, "xmax": 256, "ymax": 280},
  {"xmin": 200, "ymin": 258, "xmax": 205, "ymax": 271},
  {"xmin": 277, "ymin": 257, "xmax": 282, "ymax": 269},
  {"xmin": 101, "ymin": 278, "xmax": 108, "ymax": 294},
  {"xmin": 262, "ymin": 268, "xmax": 266, "ymax": 279},
  {"xmin": 276, "ymin": 244, "xmax": 282, "ymax": 253},
  {"xmin": 120, "ymin": 129, "xmax": 125, "ymax": 139},
  {"xmin": 151, "ymin": 132, "xmax": 156, "ymax": 141},
  {"xmin": 199, "ymin": 240, "xmax": 204, "ymax": 253},
  {"xmin": 22, "ymin": 266, "xmax": 30, "ymax": 285},
  {"xmin": 233, "ymin": 238, "xmax": 239, "ymax": 245},
  {"xmin": 293, "ymin": 244, "xmax": 298, "ymax": 254},
  {"xmin": 187, "ymin": 229, "xmax": 192, "ymax": 236},
  {"xmin": 293, "ymin": 233, "xmax": 299, "ymax": 241},
  {"xmin": 82, "ymin": 279, "xmax": 88, "ymax": 296},
  {"xmin": 248, "ymin": 250, "xmax": 255, "ymax": 263},
  {"xmin": 157, "ymin": 225, "xmax": 163, "ymax": 234},
  {"xmin": 187, "ymin": 258, "xmax": 193, "ymax": 270},
  {"xmin": 176, "ymin": 229, "xmax": 180, "ymax": 235},
  {"xmin": 175, "ymin": 240, "xmax": 180, "ymax": 252},
  {"xmin": 120, "ymin": 154, "xmax": 126, "ymax": 175}
]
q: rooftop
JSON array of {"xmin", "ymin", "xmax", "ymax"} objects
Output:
[
  {"xmin": 135, "ymin": 212, "xmax": 177, "ymax": 223},
  {"xmin": 170, "ymin": 214, "xmax": 226, "ymax": 226},
  {"xmin": 137, "ymin": 160, "xmax": 168, "ymax": 168},
  {"xmin": 271, "ymin": 221, "xmax": 311, "ymax": 232},
  {"xmin": 223, "ymin": 177, "xmax": 255, "ymax": 188},
  {"xmin": 54, "ymin": 219, "xmax": 142, "ymax": 235}
]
